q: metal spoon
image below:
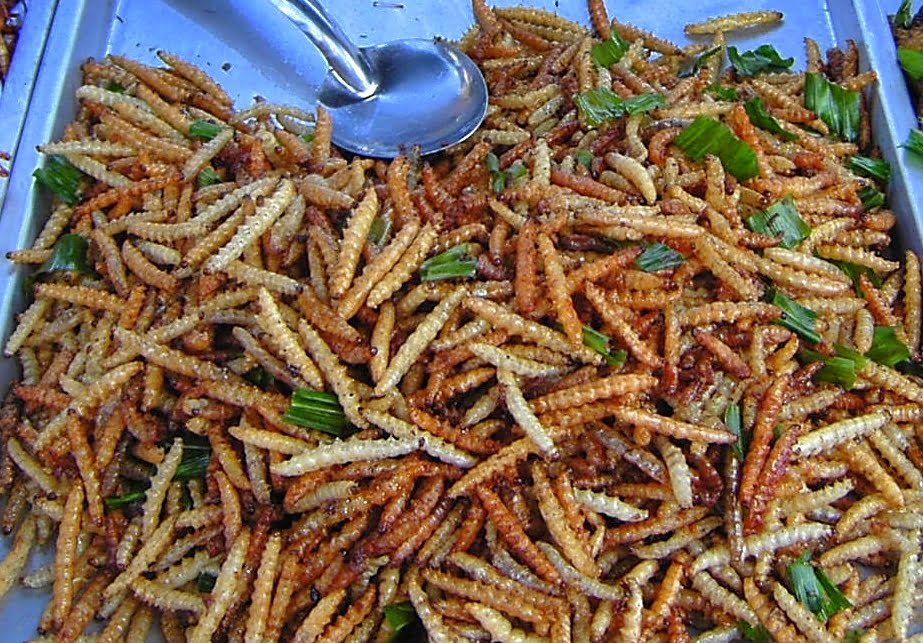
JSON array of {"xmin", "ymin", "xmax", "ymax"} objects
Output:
[{"xmin": 267, "ymin": 0, "xmax": 489, "ymax": 158}]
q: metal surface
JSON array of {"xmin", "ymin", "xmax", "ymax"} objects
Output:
[
  {"xmin": 267, "ymin": 0, "xmax": 380, "ymax": 98},
  {"xmin": 0, "ymin": 0, "xmax": 921, "ymax": 638},
  {"xmin": 0, "ymin": 0, "xmax": 60, "ymax": 212},
  {"xmin": 267, "ymin": 0, "xmax": 488, "ymax": 156}
]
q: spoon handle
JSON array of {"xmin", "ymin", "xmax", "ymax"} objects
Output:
[{"xmin": 266, "ymin": 0, "xmax": 378, "ymax": 98}]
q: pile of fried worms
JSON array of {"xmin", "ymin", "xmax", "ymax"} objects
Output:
[{"xmin": 1, "ymin": 2, "xmax": 922, "ymax": 641}]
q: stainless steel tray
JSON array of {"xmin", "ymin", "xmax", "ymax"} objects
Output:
[
  {"xmin": 0, "ymin": 0, "xmax": 920, "ymax": 639},
  {"xmin": 0, "ymin": 0, "xmax": 59, "ymax": 211}
]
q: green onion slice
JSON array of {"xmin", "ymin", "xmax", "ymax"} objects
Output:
[
  {"xmin": 197, "ymin": 166, "xmax": 222, "ymax": 187},
  {"xmin": 896, "ymin": 0, "xmax": 914, "ymax": 29},
  {"xmin": 724, "ymin": 403, "xmax": 746, "ymax": 461}
]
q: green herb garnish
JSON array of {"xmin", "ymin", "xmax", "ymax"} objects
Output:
[
  {"xmin": 284, "ymin": 389, "xmax": 349, "ymax": 437},
  {"xmin": 486, "ymin": 153, "xmax": 529, "ymax": 193},
  {"xmin": 368, "ymin": 215, "xmax": 392, "ymax": 246},
  {"xmin": 104, "ymin": 489, "xmax": 147, "ymax": 509},
  {"xmin": 244, "ymin": 366, "xmax": 276, "ymax": 390},
  {"xmin": 738, "ymin": 621, "xmax": 772, "ymax": 643},
  {"xmin": 770, "ymin": 289, "xmax": 821, "ymax": 343},
  {"xmin": 576, "ymin": 148, "xmax": 594, "ymax": 168},
  {"xmin": 591, "ymin": 31, "xmax": 631, "ymax": 67},
  {"xmin": 383, "ymin": 601, "xmax": 425, "ymax": 643},
  {"xmin": 189, "ymin": 119, "xmax": 223, "ymax": 141},
  {"xmin": 728, "ymin": 44, "xmax": 794, "ymax": 76},
  {"xmin": 831, "ymin": 259, "xmax": 882, "ymax": 293},
  {"xmin": 896, "ymin": 0, "xmax": 915, "ymax": 28},
  {"xmin": 197, "ymin": 573, "xmax": 218, "ymax": 593},
  {"xmin": 105, "ymin": 80, "xmax": 126, "ymax": 93},
  {"xmin": 420, "ymin": 243, "xmax": 478, "ymax": 282},
  {"xmin": 582, "ymin": 326, "xmax": 628, "ymax": 367},
  {"xmin": 804, "ymin": 72, "xmax": 861, "ymax": 142},
  {"xmin": 301, "ymin": 132, "xmax": 315, "ymax": 143},
  {"xmin": 724, "ymin": 403, "xmax": 746, "ymax": 461},
  {"xmin": 36, "ymin": 234, "xmax": 95, "ymax": 278},
  {"xmin": 679, "ymin": 46, "xmax": 721, "ymax": 78},
  {"xmin": 745, "ymin": 97, "xmax": 797, "ymax": 141},
  {"xmin": 745, "ymin": 195, "xmax": 810, "ymax": 249},
  {"xmin": 866, "ymin": 326, "xmax": 911, "ymax": 367},
  {"xmin": 174, "ymin": 448, "xmax": 211, "ymax": 480},
  {"xmin": 858, "ymin": 186, "xmax": 886, "ymax": 211},
  {"xmin": 709, "ymin": 85, "xmax": 740, "ymax": 101},
  {"xmin": 788, "ymin": 550, "xmax": 851, "ymax": 621},
  {"xmin": 849, "ymin": 155, "xmax": 891, "ymax": 184},
  {"xmin": 574, "ymin": 89, "xmax": 665, "ymax": 127},
  {"xmin": 33, "ymin": 156, "xmax": 85, "ymax": 206},
  {"xmin": 802, "ymin": 346, "xmax": 866, "ymax": 389},
  {"xmin": 634, "ymin": 242, "xmax": 686, "ymax": 272},
  {"xmin": 674, "ymin": 115, "xmax": 759, "ymax": 181},
  {"xmin": 905, "ymin": 122, "xmax": 923, "ymax": 159},
  {"xmin": 197, "ymin": 166, "xmax": 222, "ymax": 188}
]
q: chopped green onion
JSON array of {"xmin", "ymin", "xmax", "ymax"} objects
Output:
[
  {"xmin": 896, "ymin": 0, "xmax": 914, "ymax": 28},
  {"xmin": 804, "ymin": 72, "xmax": 860, "ymax": 142},
  {"xmin": 590, "ymin": 31, "xmax": 631, "ymax": 67},
  {"xmin": 709, "ymin": 85, "xmax": 740, "ymax": 101},
  {"xmin": 244, "ymin": 366, "xmax": 275, "ymax": 390},
  {"xmin": 769, "ymin": 289, "xmax": 821, "ymax": 343},
  {"xmin": 189, "ymin": 119, "xmax": 223, "ymax": 141},
  {"xmin": 284, "ymin": 389, "xmax": 350, "ymax": 437},
  {"xmin": 848, "ymin": 155, "xmax": 891, "ymax": 184},
  {"xmin": 679, "ymin": 46, "xmax": 721, "ymax": 78},
  {"xmin": 197, "ymin": 166, "xmax": 222, "ymax": 188},
  {"xmin": 104, "ymin": 489, "xmax": 147, "ymax": 509},
  {"xmin": 507, "ymin": 160, "xmax": 529, "ymax": 183},
  {"xmin": 674, "ymin": 116, "xmax": 759, "ymax": 181},
  {"xmin": 420, "ymin": 243, "xmax": 478, "ymax": 282},
  {"xmin": 576, "ymin": 148, "xmax": 594, "ymax": 168},
  {"xmin": 574, "ymin": 89, "xmax": 665, "ymax": 127},
  {"xmin": 728, "ymin": 44, "xmax": 794, "ymax": 76},
  {"xmin": 33, "ymin": 156, "xmax": 85, "ymax": 206},
  {"xmin": 905, "ymin": 123, "xmax": 923, "ymax": 159},
  {"xmin": 745, "ymin": 97, "xmax": 797, "ymax": 141},
  {"xmin": 105, "ymin": 80, "xmax": 126, "ymax": 93},
  {"xmin": 197, "ymin": 573, "xmax": 218, "ymax": 593},
  {"xmin": 486, "ymin": 152, "xmax": 501, "ymax": 174},
  {"xmin": 738, "ymin": 621, "xmax": 772, "ymax": 643},
  {"xmin": 582, "ymin": 326, "xmax": 628, "ymax": 367},
  {"xmin": 858, "ymin": 186, "xmax": 886, "ymax": 211},
  {"xmin": 301, "ymin": 132, "xmax": 315, "ymax": 143},
  {"xmin": 634, "ymin": 242, "xmax": 686, "ymax": 272},
  {"xmin": 788, "ymin": 550, "xmax": 851, "ymax": 621},
  {"xmin": 724, "ymin": 403, "xmax": 745, "ymax": 461},
  {"xmin": 368, "ymin": 215, "xmax": 392, "ymax": 246},
  {"xmin": 866, "ymin": 326, "xmax": 911, "ymax": 367},
  {"xmin": 745, "ymin": 195, "xmax": 810, "ymax": 249}
]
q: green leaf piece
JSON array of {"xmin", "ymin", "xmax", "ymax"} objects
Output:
[
  {"xmin": 674, "ymin": 115, "xmax": 759, "ymax": 181},
  {"xmin": 745, "ymin": 195, "xmax": 810, "ymax": 249},
  {"xmin": 804, "ymin": 72, "xmax": 860, "ymax": 142}
]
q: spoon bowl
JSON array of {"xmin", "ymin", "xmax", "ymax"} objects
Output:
[
  {"xmin": 268, "ymin": 0, "xmax": 488, "ymax": 158},
  {"xmin": 320, "ymin": 39, "xmax": 488, "ymax": 158}
]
